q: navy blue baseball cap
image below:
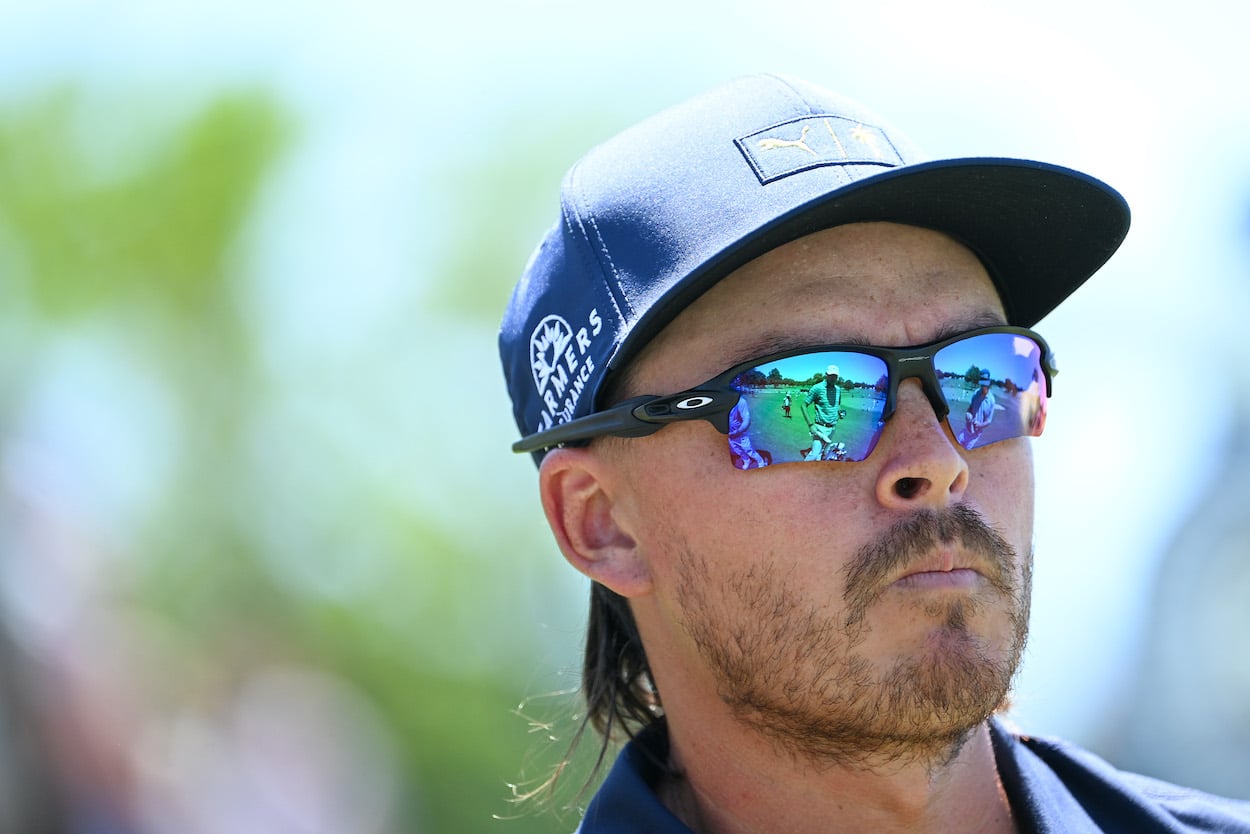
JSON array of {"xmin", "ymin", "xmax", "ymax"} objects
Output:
[{"xmin": 500, "ymin": 73, "xmax": 1129, "ymax": 456}]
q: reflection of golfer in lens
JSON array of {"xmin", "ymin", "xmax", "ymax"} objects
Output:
[
  {"xmin": 803, "ymin": 364, "xmax": 841, "ymax": 461},
  {"xmin": 960, "ymin": 369, "xmax": 996, "ymax": 448},
  {"xmin": 729, "ymin": 397, "xmax": 769, "ymax": 469}
]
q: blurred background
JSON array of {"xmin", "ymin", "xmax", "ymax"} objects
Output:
[{"xmin": 1, "ymin": 1, "xmax": 1248, "ymax": 831}]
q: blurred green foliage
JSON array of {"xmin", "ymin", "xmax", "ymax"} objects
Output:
[
  {"xmin": 0, "ymin": 89, "xmax": 280, "ymax": 321},
  {"xmin": 0, "ymin": 86, "xmax": 603, "ymax": 833},
  {"xmin": 428, "ymin": 110, "xmax": 642, "ymax": 321}
]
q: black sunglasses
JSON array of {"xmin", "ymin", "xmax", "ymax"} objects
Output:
[{"xmin": 513, "ymin": 326, "xmax": 1055, "ymax": 469}]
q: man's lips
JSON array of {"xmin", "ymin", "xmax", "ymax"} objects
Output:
[
  {"xmin": 839, "ymin": 506, "xmax": 1016, "ymax": 628},
  {"xmin": 889, "ymin": 549, "xmax": 988, "ymax": 590},
  {"xmin": 892, "ymin": 567, "xmax": 983, "ymax": 590}
]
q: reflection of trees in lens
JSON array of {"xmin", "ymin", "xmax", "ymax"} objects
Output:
[{"xmin": 739, "ymin": 368, "xmax": 768, "ymax": 387}]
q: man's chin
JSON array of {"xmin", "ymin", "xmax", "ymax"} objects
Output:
[
  {"xmin": 886, "ymin": 643, "xmax": 1014, "ymax": 726},
  {"xmin": 726, "ymin": 638, "xmax": 1017, "ymax": 770},
  {"xmin": 860, "ymin": 611, "xmax": 1023, "ymax": 757}
]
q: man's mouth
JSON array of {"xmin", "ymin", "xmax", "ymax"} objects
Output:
[
  {"xmin": 891, "ymin": 567, "xmax": 983, "ymax": 590},
  {"xmin": 890, "ymin": 548, "xmax": 988, "ymax": 590},
  {"xmin": 840, "ymin": 505, "xmax": 1017, "ymax": 627}
]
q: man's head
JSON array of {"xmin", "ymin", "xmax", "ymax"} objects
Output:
[
  {"xmin": 980, "ymin": 369, "xmax": 994, "ymax": 390},
  {"xmin": 499, "ymin": 74, "xmax": 1127, "ymax": 773},
  {"xmin": 826, "ymin": 364, "xmax": 839, "ymax": 382},
  {"xmin": 547, "ymin": 222, "xmax": 1036, "ymax": 763}
]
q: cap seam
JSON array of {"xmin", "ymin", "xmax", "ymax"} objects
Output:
[
  {"xmin": 576, "ymin": 205, "xmax": 632, "ymax": 406},
  {"xmin": 584, "ymin": 212, "xmax": 630, "ymax": 317},
  {"xmin": 556, "ymin": 173, "xmax": 628, "ymax": 337},
  {"xmin": 565, "ymin": 160, "xmax": 633, "ymax": 327},
  {"xmin": 760, "ymin": 73, "xmax": 817, "ymax": 116},
  {"xmin": 762, "ymin": 74, "xmax": 909, "ymax": 166}
]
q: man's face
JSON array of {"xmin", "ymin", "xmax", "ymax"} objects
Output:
[{"xmin": 598, "ymin": 222, "xmax": 1034, "ymax": 765}]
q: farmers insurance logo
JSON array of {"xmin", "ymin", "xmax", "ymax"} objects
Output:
[{"xmin": 529, "ymin": 309, "xmax": 604, "ymax": 431}]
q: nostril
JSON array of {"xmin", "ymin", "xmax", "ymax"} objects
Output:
[{"xmin": 894, "ymin": 477, "xmax": 926, "ymax": 500}]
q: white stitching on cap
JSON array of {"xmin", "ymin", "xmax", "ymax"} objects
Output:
[
  {"xmin": 561, "ymin": 204, "xmax": 626, "ymax": 331},
  {"xmin": 564, "ymin": 159, "xmax": 631, "ymax": 323},
  {"xmin": 582, "ymin": 212, "xmax": 631, "ymax": 319}
]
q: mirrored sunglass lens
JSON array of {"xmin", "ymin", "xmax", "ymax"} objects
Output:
[
  {"xmin": 933, "ymin": 332, "xmax": 1048, "ymax": 451},
  {"xmin": 726, "ymin": 351, "xmax": 889, "ymax": 469}
]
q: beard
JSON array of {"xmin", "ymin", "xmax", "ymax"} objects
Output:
[{"xmin": 673, "ymin": 503, "xmax": 1032, "ymax": 770}]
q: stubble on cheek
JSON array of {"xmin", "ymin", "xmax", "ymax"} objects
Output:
[
  {"xmin": 668, "ymin": 504, "xmax": 1034, "ymax": 768},
  {"xmin": 674, "ymin": 547, "xmax": 865, "ymax": 716}
]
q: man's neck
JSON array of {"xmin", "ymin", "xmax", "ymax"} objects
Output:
[{"xmin": 655, "ymin": 718, "xmax": 1018, "ymax": 834}]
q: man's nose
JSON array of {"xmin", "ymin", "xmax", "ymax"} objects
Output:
[{"xmin": 872, "ymin": 380, "xmax": 969, "ymax": 509}]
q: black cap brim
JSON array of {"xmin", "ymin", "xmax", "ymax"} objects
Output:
[{"xmin": 611, "ymin": 157, "xmax": 1130, "ymax": 381}]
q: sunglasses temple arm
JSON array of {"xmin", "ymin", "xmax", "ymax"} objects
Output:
[{"xmin": 511, "ymin": 397, "xmax": 665, "ymax": 454}]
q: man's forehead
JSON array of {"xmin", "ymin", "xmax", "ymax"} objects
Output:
[{"xmin": 643, "ymin": 224, "xmax": 1008, "ymax": 359}]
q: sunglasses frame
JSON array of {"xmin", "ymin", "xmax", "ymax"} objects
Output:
[{"xmin": 512, "ymin": 325, "xmax": 1056, "ymax": 456}]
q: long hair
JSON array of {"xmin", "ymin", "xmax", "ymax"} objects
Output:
[
  {"xmin": 517, "ymin": 581, "xmax": 662, "ymax": 812},
  {"xmin": 524, "ymin": 397, "xmax": 665, "ymax": 807},
  {"xmin": 582, "ymin": 581, "xmax": 659, "ymax": 743}
]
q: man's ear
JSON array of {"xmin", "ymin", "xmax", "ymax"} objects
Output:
[{"xmin": 538, "ymin": 447, "xmax": 652, "ymax": 598}]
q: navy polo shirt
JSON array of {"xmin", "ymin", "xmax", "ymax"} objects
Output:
[{"xmin": 575, "ymin": 719, "xmax": 1250, "ymax": 833}]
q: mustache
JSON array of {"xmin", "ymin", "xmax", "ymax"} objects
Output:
[{"xmin": 841, "ymin": 504, "xmax": 1018, "ymax": 628}]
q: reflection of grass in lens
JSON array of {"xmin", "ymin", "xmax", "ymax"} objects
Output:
[{"xmin": 739, "ymin": 389, "xmax": 884, "ymax": 463}]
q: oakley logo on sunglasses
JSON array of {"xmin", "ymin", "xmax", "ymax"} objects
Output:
[{"xmin": 512, "ymin": 326, "xmax": 1056, "ymax": 468}]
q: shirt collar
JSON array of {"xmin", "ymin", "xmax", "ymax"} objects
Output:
[
  {"xmin": 579, "ymin": 717, "xmax": 1155, "ymax": 834},
  {"xmin": 576, "ymin": 722, "xmax": 691, "ymax": 834}
]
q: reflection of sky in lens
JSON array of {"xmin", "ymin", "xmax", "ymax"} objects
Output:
[
  {"xmin": 933, "ymin": 334, "xmax": 1039, "ymax": 381},
  {"xmin": 751, "ymin": 351, "xmax": 887, "ymax": 386}
]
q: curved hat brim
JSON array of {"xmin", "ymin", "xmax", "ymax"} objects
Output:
[{"xmin": 611, "ymin": 157, "xmax": 1129, "ymax": 381}]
